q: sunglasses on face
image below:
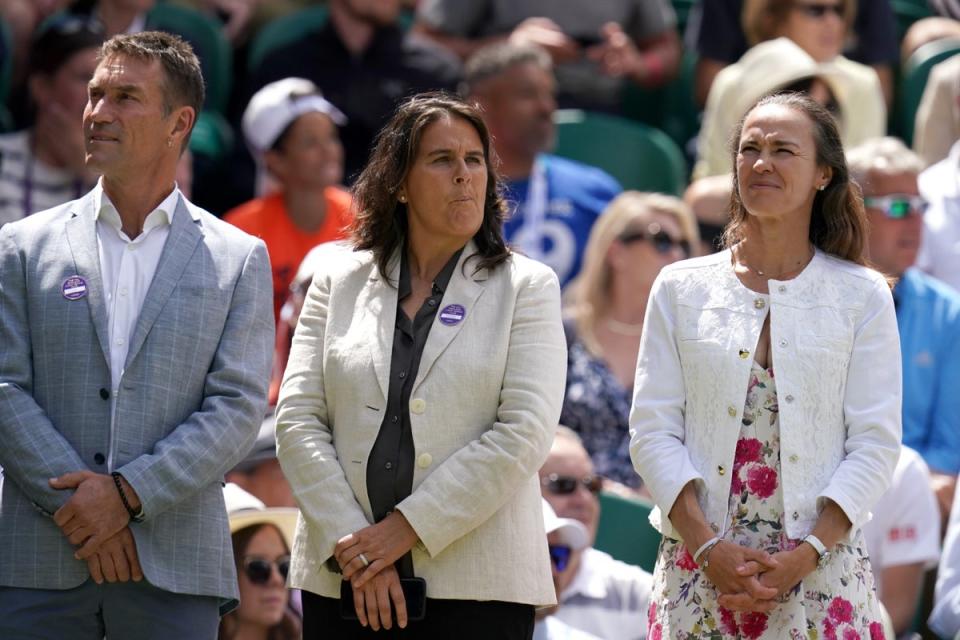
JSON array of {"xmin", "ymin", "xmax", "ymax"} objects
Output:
[
  {"xmin": 863, "ymin": 194, "xmax": 928, "ymax": 219},
  {"xmin": 243, "ymin": 555, "xmax": 291, "ymax": 585},
  {"xmin": 541, "ymin": 473, "xmax": 603, "ymax": 495},
  {"xmin": 794, "ymin": 2, "xmax": 845, "ymax": 18},
  {"xmin": 618, "ymin": 224, "xmax": 691, "ymax": 259},
  {"xmin": 549, "ymin": 545, "xmax": 573, "ymax": 572}
]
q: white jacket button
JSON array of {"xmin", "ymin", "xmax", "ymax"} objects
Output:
[
  {"xmin": 417, "ymin": 453, "xmax": 433, "ymax": 469},
  {"xmin": 410, "ymin": 398, "xmax": 426, "ymax": 414}
]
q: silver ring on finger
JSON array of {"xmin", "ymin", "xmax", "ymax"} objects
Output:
[{"xmin": 358, "ymin": 552, "xmax": 370, "ymax": 567}]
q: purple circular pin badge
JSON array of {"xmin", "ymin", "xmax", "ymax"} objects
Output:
[
  {"xmin": 61, "ymin": 275, "xmax": 88, "ymax": 301},
  {"xmin": 438, "ymin": 304, "xmax": 466, "ymax": 326}
]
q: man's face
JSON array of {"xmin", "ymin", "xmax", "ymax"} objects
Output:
[
  {"xmin": 33, "ymin": 46, "xmax": 99, "ymax": 119},
  {"xmin": 474, "ymin": 62, "xmax": 556, "ymax": 161},
  {"xmin": 83, "ymin": 54, "xmax": 183, "ymax": 179},
  {"xmin": 539, "ymin": 438, "xmax": 600, "ymax": 542},
  {"xmin": 863, "ymin": 170, "xmax": 924, "ymax": 278}
]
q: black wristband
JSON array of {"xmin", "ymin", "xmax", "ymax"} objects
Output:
[{"xmin": 111, "ymin": 472, "xmax": 143, "ymax": 523}]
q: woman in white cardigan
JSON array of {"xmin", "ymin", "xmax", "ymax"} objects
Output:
[
  {"xmin": 275, "ymin": 93, "xmax": 566, "ymax": 638},
  {"xmin": 631, "ymin": 93, "xmax": 901, "ymax": 638}
]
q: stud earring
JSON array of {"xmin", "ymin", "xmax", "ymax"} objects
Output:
[
  {"xmin": 398, "ymin": 194, "xmax": 407, "ymax": 203},
  {"xmin": 817, "ymin": 184, "xmax": 826, "ymax": 191},
  {"xmin": 166, "ymin": 138, "xmax": 173, "ymax": 149}
]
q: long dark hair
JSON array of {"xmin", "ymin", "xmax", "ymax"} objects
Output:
[
  {"xmin": 722, "ymin": 92, "xmax": 868, "ymax": 266},
  {"xmin": 218, "ymin": 524, "xmax": 300, "ymax": 640},
  {"xmin": 351, "ymin": 92, "xmax": 511, "ymax": 281}
]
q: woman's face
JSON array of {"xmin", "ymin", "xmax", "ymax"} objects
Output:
[
  {"xmin": 608, "ymin": 211, "xmax": 689, "ymax": 294},
  {"xmin": 236, "ymin": 526, "xmax": 289, "ymax": 631},
  {"xmin": 777, "ymin": 1, "xmax": 847, "ymax": 62},
  {"xmin": 736, "ymin": 103, "xmax": 831, "ymax": 225},
  {"xmin": 400, "ymin": 115, "xmax": 488, "ymax": 250},
  {"xmin": 267, "ymin": 112, "xmax": 344, "ymax": 190}
]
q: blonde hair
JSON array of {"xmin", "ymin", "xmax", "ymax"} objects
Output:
[
  {"xmin": 742, "ymin": 0, "xmax": 857, "ymax": 47},
  {"xmin": 566, "ymin": 192, "xmax": 699, "ymax": 356}
]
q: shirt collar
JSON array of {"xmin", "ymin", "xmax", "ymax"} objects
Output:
[{"xmin": 93, "ymin": 179, "xmax": 183, "ymax": 235}]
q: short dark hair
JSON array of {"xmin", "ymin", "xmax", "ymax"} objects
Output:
[
  {"xmin": 724, "ymin": 92, "xmax": 869, "ymax": 266},
  {"xmin": 28, "ymin": 15, "xmax": 104, "ymax": 78},
  {"xmin": 351, "ymin": 92, "xmax": 511, "ymax": 280},
  {"xmin": 99, "ymin": 31, "xmax": 205, "ymax": 149}
]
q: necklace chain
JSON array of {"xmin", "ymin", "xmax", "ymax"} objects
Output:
[{"xmin": 735, "ymin": 246, "xmax": 814, "ymax": 280}]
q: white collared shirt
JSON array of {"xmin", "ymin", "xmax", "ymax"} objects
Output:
[{"xmin": 95, "ymin": 180, "xmax": 181, "ymax": 468}]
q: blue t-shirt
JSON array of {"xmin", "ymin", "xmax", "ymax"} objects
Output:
[
  {"xmin": 895, "ymin": 268, "xmax": 960, "ymax": 474},
  {"xmin": 503, "ymin": 154, "xmax": 621, "ymax": 287}
]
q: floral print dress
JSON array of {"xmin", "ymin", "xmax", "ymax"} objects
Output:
[{"xmin": 647, "ymin": 363, "xmax": 886, "ymax": 640}]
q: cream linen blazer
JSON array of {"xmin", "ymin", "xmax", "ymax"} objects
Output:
[
  {"xmin": 275, "ymin": 241, "xmax": 566, "ymax": 605},
  {"xmin": 630, "ymin": 249, "xmax": 902, "ymax": 542}
]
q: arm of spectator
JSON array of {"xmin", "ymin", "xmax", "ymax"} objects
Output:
[
  {"xmin": 930, "ymin": 477, "xmax": 960, "ymax": 639},
  {"xmin": 586, "ymin": 23, "xmax": 680, "ymax": 87},
  {"xmin": 933, "ymin": 472, "xmax": 958, "ymax": 523},
  {"xmin": 882, "ymin": 563, "xmax": 927, "ymax": 635}
]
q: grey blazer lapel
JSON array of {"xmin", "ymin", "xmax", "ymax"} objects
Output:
[
  {"xmin": 367, "ymin": 257, "xmax": 400, "ymax": 400},
  {"xmin": 413, "ymin": 246, "xmax": 486, "ymax": 390},
  {"xmin": 124, "ymin": 196, "xmax": 202, "ymax": 369},
  {"xmin": 64, "ymin": 194, "xmax": 110, "ymax": 360}
]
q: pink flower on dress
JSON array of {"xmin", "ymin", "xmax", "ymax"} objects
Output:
[
  {"xmin": 823, "ymin": 618, "xmax": 838, "ymax": 640},
  {"xmin": 731, "ymin": 470, "xmax": 745, "ymax": 495},
  {"xmin": 842, "ymin": 627, "xmax": 861, "ymax": 640},
  {"xmin": 868, "ymin": 622, "xmax": 885, "ymax": 640},
  {"xmin": 828, "ymin": 596, "xmax": 854, "ymax": 625},
  {"xmin": 746, "ymin": 465, "xmax": 778, "ymax": 498},
  {"xmin": 647, "ymin": 602, "xmax": 656, "ymax": 628},
  {"xmin": 649, "ymin": 623, "xmax": 662, "ymax": 640},
  {"xmin": 676, "ymin": 545, "xmax": 698, "ymax": 571},
  {"xmin": 739, "ymin": 611, "xmax": 769, "ymax": 639},
  {"xmin": 718, "ymin": 607, "xmax": 739, "ymax": 635},
  {"xmin": 734, "ymin": 438, "xmax": 763, "ymax": 468}
]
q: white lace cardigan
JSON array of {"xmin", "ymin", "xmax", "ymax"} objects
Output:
[{"xmin": 629, "ymin": 249, "xmax": 902, "ymax": 542}]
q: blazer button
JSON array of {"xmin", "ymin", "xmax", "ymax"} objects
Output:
[
  {"xmin": 410, "ymin": 398, "xmax": 426, "ymax": 414},
  {"xmin": 99, "ymin": 388, "xmax": 110, "ymax": 400},
  {"xmin": 779, "ymin": 339, "xmax": 788, "ymax": 348},
  {"xmin": 417, "ymin": 453, "xmax": 433, "ymax": 469},
  {"xmin": 778, "ymin": 285, "xmax": 787, "ymax": 293},
  {"xmin": 785, "ymin": 394, "xmax": 795, "ymax": 403},
  {"xmin": 727, "ymin": 406, "xmax": 737, "ymax": 417},
  {"xmin": 717, "ymin": 465, "xmax": 726, "ymax": 475},
  {"xmin": 94, "ymin": 452, "xmax": 105, "ymax": 465}
]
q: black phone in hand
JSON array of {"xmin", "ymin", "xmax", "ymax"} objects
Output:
[{"xmin": 339, "ymin": 578, "xmax": 427, "ymax": 622}]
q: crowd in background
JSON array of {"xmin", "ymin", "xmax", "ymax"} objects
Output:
[{"xmin": 4, "ymin": 0, "xmax": 960, "ymax": 638}]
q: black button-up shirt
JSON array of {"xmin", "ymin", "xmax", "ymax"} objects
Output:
[{"xmin": 366, "ymin": 248, "xmax": 462, "ymax": 574}]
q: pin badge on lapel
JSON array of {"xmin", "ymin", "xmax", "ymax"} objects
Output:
[
  {"xmin": 438, "ymin": 304, "xmax": 466, "ymax": 326},
  {"xmin": 61, "ymin": 275, "xmax": 88, "ymax": 300}
]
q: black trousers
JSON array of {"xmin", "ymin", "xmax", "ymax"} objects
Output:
[{"xmin": 302, "ymin": 590, "xmax": 535, "ymax": 639}]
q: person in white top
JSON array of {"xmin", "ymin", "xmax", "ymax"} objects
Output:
[
  {"xmin": 632, "ymin": 93, "xmax": 900, "ymax": 637},
  {"xmin": 917, "ymin": 140, "xmax": 960, "ymax": 293},
  {"xmin": 538, "ymin": 427, "xmax": 653, "ymax": 640},
  {"xmin": 862, "ymin": 447, "xmax": 941, "ymax": 637},
  {"xmin": 930, "ymin": 479, "xmax": 960, "ymax": 639}
]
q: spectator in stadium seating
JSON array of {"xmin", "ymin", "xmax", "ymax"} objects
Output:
[
  {"xmin": 687, "ymin": 0, "xmax": 898, "ymax": 108},
  {"xmin": 226, "ymin": 415, "xmax": 296, "ymax": 508},
  {"xmin": 249, "ymin": 0, "xmax": 461, "ymax": 184},
  {"xmin": 848, "ymin": 137, "xmax": 960, "ymax": 520},
  {"xmin": 220, "ymin": 483, "xmax": 300, "ymax": 640},
  {"xmin": 538, "ymin": 426, "xmax": 653, "ymax": 640},
  {"xmin": 463, "ymin": 42, "xmax": 621, "ymax": 287},
  {"xmin": 914, "ymin": 56, "xmax": 960, "ymax": 168},
  {"xmin": 930, "ymin": 478, "xmax": 960, "ymax": 639},
  {"xmin": 276, "ymin": 92, "xmax": 565, "ymax": 637},
  {"xmin": 414, "ymin": 0, "xmax": 680, "ymax": 113},
  {"xmin": 694, "ymin": 34, "xmax": 885, "ymax": 180},
  {"xmin": 225, "ymin": 77, "xmax": 353, "ymax": 322},
  {"xmin": 862, "ymin": 446, "xmax": 941, "ymax": 637},
  {"xmin": 66, "ymin": 0, "xmax": 155, "ymax": 37},
  {"xmin": 535, "ymin": 498, "xmax": 602, "ymax": 640},
  {"xmin": 561, "ymin": 192, "xmax": 697, "ymax": 490},
  {"xmin": 683, "ymin": 174, "xmax": 733, "ymax": 254},
  {"xmin": 917, "ymin": 134, "xmax": 960, "ymax": 293},
  {"xmin": 0, "ymin": 16, "xmax": 102, "ymax": 227}
]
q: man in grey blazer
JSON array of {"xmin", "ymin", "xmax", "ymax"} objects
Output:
[{"xmin": 0, "ymin": 32, "xmax": 274, "ymax": 638}]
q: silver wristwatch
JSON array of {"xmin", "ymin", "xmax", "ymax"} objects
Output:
[{"xmin": 803, "ymin": 533, "xmax": 830, "ymax": 569}]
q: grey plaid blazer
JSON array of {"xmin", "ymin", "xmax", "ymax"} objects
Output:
[{"xmin": 0, "ymin": 190, "xmax": 274, "ymax": 610}]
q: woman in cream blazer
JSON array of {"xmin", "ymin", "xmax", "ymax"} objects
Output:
[
  {"xmin": 275, "ymin": 94, "xmax": 566, "ymax": 639},
  {"xmin": 632, "ymin": 93, "xmax": 901, "ymax": 636}
]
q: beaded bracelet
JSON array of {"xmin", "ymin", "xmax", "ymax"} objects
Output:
[{"xmin": 111, "ymin": 472, "xmax": 144, "ymax": 523}]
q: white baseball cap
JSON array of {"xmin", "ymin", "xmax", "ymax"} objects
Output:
[
  {"xmin": 242, "ymin": 77, "xmax": 347, "ymax": 157},
  {"xmin": 224, "ymin": 482, "xmax": 299, "ymax": 548},
  {"xmin": 542, "ymin": 498, "xmax": 589, "ymax": 551}
]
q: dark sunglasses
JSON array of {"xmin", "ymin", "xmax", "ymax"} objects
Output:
[
  {"xmin": 549, "ymin": 545, "xmax": 573, "ymax": 572},
  {"xmin": 541, "ymin": 473, "xmax": 603, "ymax": 495},
  {"xmin": 618, "ymin": 224, "xmax": 691, "ymax": 258},
  {"xmin": 863, "ymin": 194, "xmax": 928, "ymax": 219},
  {"xmin": 243, "ymin": 555, "xmax": 291, "ymax": 585},
  {"xmin": 794, "ymin": 2, "xmax": 845, "ymax": 18}
]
